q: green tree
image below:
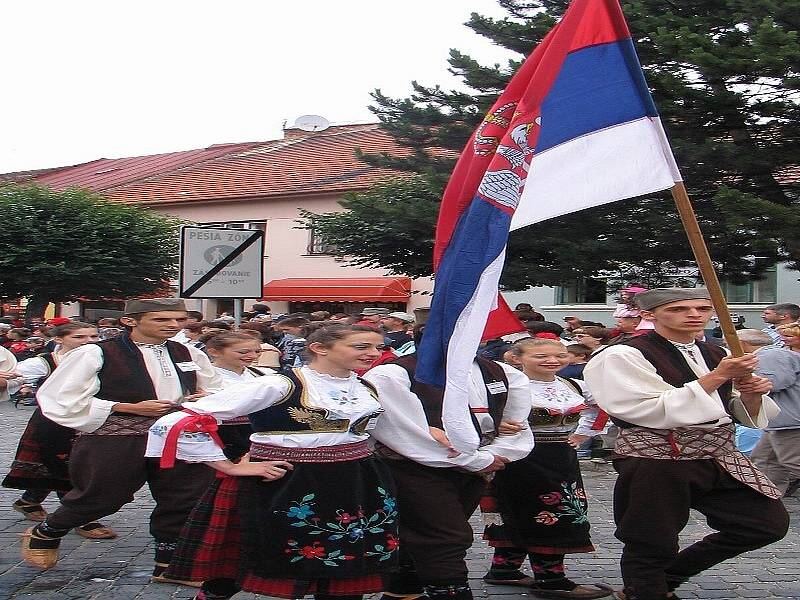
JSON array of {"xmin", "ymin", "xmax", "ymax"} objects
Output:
[
  {"xmin": 309, "ymin": 0, "xmax": 800, "ymax": 290},
  {"xmin": 0, "ymin": 185, "xmax": 182, "ymax": 318}
]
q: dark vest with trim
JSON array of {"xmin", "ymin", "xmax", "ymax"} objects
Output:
[
  {"xmin": 390, "ymin": 354, "xmax": 509, "ymax": 440},
  {"xmin": 33, "ymin": 352, "xmax": 58, "ymax": 387},
  {"xmin": 612, "ymin": 331, "xmax": 733, "ymax": 429},
  {"xmin": 95, "ymin": 335, "xmax": 197, "ymax": 403},
  {"xmin": 248, "ymin": 368, "xmax": 381, "ymax": 436}
]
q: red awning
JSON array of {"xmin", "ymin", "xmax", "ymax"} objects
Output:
[{"xmin": 262, "ymin": 277, "xmax": 412, "ymax": 302}]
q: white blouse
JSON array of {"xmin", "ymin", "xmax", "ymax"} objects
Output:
[
  {"xmin": 528, "ymin": 377, "xmax": 604, "ymax": 435},
  {"xmin": 145, "ymin": 365, "xmax": 383, "ymax": 463},
  {"xmin": 215, "ymin": 366, "xmax": 264, "ymax": 385}
]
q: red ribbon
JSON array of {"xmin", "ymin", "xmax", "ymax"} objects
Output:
[
  {"xmin": 160, "ymin": 409, "xmax": 225, "ymax": 469},
  {"xmin": 590, "ymin": 410, "xmax": 610, "ymax": 431}
]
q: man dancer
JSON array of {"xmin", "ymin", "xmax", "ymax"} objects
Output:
[
  {"xmin": 584, "ymin": 288, "xmax": 789, "ymax": 600},
  {"xmin": 21, "ymin": 298, "xmax": 223, "ymax": 584},
  {"xmin": 364, "ymin": 328, "xmax": 534, "ymax": 600}
]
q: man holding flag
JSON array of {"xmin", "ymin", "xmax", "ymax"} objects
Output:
[{"xmin": 415, "ymin": 0, "xmax": 789, "ymax": 599}]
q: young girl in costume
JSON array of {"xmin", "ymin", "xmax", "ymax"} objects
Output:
[
  {"xmin": 204, "ymin": 331, "xmax": 274, "ymax": 461},
  {"xmin": 482, "ymin": 337, "xmax": 611, "ymax": 599},
  {"xmin": 2, "ymin": 322, "xmax": 117, "ymax": 540},
  {"xmin": 146, "ymin": 324, "xmax": 397, "ymax": 600}
]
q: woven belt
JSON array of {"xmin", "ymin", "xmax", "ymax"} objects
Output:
[
  {"xmin": 221, "ymin": 416, "xmax": 250, "ymax": 425},
  {"xmin": 533, "ymin": 431, "xmax": 571, "ymax": 444},
  {"xmin": 249, "ymin": 440, "xmax": 372, "ymax": 463}
]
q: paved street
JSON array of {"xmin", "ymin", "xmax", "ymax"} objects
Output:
[{"xmin": 0, "ymin": 402, "xmax": 796, "ymax": 599}]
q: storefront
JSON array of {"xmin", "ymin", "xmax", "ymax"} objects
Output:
[{"xmin": 261, "ymin": 277, "xmax": 412, "ymax": 315}]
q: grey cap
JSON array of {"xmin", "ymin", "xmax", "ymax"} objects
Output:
[
  {"xmin": 386, "ymin": 311, "xmax": 415, "ymax": 323},
  {"xmin": 635, "ymin": 288, "xmax": 711, "ymax": 311},
  {"xmin": 123, "ymin": 297, "xmax": 187, "ymax": 315},
  {"xmin": 361, "ymin": 307, "xmax": 390, "ymax": 316}
]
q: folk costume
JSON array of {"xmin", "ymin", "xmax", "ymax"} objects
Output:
[
  {"xmin": 213, "ymin": 365, "xmax": 271, "ymax": 461},
  {"xmin": 145, "ymin": 365, "xmax": 398, "ymax": 600},
  {"xmin": 364, "ymin": 356, "xmax": 534, "ymax": 600},
  {"xmin": 2, "ymin": 351, "xmax": 114, "ymax": 540},
  {"xmin": 584, "ymin": 289, "xmax": 789, "ymax": 600},
  {"xmin": 23, "ymin": 303, "xmax": 223, "ymax": 576},
  {"xmin": 481, "ymin": 376, "xmax": 610, "ymax": 599},
  {"xmin": 3, "ymin": 353, "xmax": 72, "ymax": 499}
]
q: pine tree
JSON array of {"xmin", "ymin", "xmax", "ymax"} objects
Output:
[{"xmin": 311, "ymin": 0, "xmax": 800, "ymax": 290}]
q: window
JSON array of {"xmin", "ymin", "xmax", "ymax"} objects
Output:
[
  {"xmin": 721, "ymin": 267, "xmax": 777, "ymax": 304},
  {"xmin": 307, "ymin": 228, "xmax": 337, "ymax": 255},
  {"xmin": 198, "ymin": 221, "xmax": 265, "ymax": 231},
  {"xmin": 555, "ymin": 278, "xmax": 608, "ymax": 304}
]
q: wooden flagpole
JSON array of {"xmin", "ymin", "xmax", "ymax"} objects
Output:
[{"xmin": 670, "ymin": 182, "xmax": 744, "ymax": 357}]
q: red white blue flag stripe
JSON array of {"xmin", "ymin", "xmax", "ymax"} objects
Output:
[{"xmin": 416, "ymin": 0, "xmax": 681, "ymax": 452}]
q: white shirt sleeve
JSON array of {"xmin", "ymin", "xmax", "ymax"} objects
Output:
[
  {"xmin": 728, "ymin": 393, "xmax": 779, "ymax": 428},
  {"xmin": 37, "ymin": 345, "xmax": 117, "ymax": 433},
  {"xmin": 469, "ymin": 363, "xmax": 534, "ymax": 462},
  {"xmin": 0, "ymin": 347, "xmax": 18, "ymax": 402},
  {"xmin": 145, "ymin": 375, "xmax": 293, "ymax": 462},
  {"xmin": 583, "ymin": 345, "xmax": 732, "ymax": 430},
  {"xmin": 573, "ymin": 379, "xmax": 608, "ymax": 437},
  {"xmin": 364, "ymin": 364, "xmax": 497, "ymax": 471},
  {"xmin": 6, "ymin": 356, "xmax": 50, "ymax": 396},
  {"xmin": 188, "ymin": 345, "xmax": 225, "ymax": 394}
]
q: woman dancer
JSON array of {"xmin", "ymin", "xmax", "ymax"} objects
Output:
[
  {"xmin": 205, "ymin": 331, "xmax": 273, "ymax": 460},
  {"xmin": 482, "ymin": 337, "xmax": 610, "ymax": 599},
  {"xmin": 2, "ymin": 322, "xmax": 116, "ymax": 539},
  {"xmin": 146, "ymin": 324, "xmax": 397, "ymax": 600}
]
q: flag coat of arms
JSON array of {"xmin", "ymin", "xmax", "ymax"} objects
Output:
[{"xmin": 416, "ymin": 0, "xmax": 682, "ymax": 452}]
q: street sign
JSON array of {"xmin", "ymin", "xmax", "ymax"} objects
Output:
[{"xmin": 179, "ymin": 226, "xmax": 265, "ymax": 299}]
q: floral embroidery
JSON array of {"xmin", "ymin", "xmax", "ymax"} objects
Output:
[
  {"xmin": 148, "ymin": 424, "xmax": 211, "ymax": 441},
  {"xmin": 284, "ymin": 540, "xmax": 356, "ymax": 566},
  {"xmin": 277, "ymin": 488, "xmax": 399, "ymax": 564},
  {"xmin": 365, "ymin": 533, "xmax": 399, "ymax": 561},
  {"xmin": 534, "ymin": 482, "xmax": 588, "ymax": 526}
]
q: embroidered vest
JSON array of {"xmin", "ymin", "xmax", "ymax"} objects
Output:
[
  {"xmin": 527, "ymin": 376, "xmax": 586, "ymax": 428},
  {"xmin": 248, "ymin": 368, "xmax": 380, "ymax": 435},
  {"xmin": 95, "ymin": 335, "xmax": 197, "ymax": 404},
  {"xmin": 611, "ymin": 332, "xmax": 733, "ymax": 429},
  {"xmin": 390, "ymin": 354, "xmax": 509, "ymax": 442}
]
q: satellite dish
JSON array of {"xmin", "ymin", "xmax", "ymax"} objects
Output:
[{"xmin": 294, "ymin": 115, "xmax": 330, "ymax": 132}]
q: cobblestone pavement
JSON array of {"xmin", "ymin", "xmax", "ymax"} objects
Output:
[{"xmin": 0, "ymin": 402, "xmax": 796, "ymax": 599}]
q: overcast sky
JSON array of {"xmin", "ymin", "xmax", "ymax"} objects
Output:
[{"xmin": 1, "ymin": 1, "xmax": 515, "ymax": 173}]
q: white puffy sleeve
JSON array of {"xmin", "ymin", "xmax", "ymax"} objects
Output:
[
  {"xmin": 146, "ymin": 374, "xmax": 293, "ymax": 463},
  {"xmin": 573, "ymin": 379, "xmax": 608, "ymax": 436},
  {"xmin": 365, "ymin": 364, "xmax": 497, "ymax": 471},
  {"xmin": 37, "ymin": 345, "xmax": 116, "ymax": 433},
  {"xmin": 475, "ymin": 363, "xmax": 535, "ymax": 461}
]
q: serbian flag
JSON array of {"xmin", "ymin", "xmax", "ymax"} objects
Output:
[{"xmin": 416, "ymin": 0, "xmax": 682, "ymax": 452}]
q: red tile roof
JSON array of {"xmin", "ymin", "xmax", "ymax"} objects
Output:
[
  {"xmin": 0, "ymin": 164, "xmax": 88, "ymax": 185},
  {"xmin": 102, "ymin": 124, "xmax": 410, "ymax": 205},
  {"xmin": 31, "ymin": 142, "xmax": 262, "ymax": 193}
]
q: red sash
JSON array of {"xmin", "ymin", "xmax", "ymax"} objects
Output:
[{"xmin": 160, "ymin": 409, "xmax": 225, "ymax": 469}]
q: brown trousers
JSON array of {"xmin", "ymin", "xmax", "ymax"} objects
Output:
[
  {"xmin": 386, "ymin": 459, "xmax": 487, "ymax": 589},
  {"xmin": 613, "ymin": 457, "xmax": 788, "ymax": 600},
  {"xmin": 46, "ymin": 434, "xmax": 215, "ymax": 541}
]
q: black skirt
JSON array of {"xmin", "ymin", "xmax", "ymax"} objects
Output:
[
  {"xmin": 2, "ymin": 408, "xmax": 75, "ymax": 492},
  {"xmin": 167, "ymin": 453, "xmax": 398, "ymax": 596},
  {"xmin": 483, "ymin": 441, "xmax": 593, "ymax": 554},
  {"xmin": 218, "ymin": 423, "xmax": 252, "ymax": 461}
]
